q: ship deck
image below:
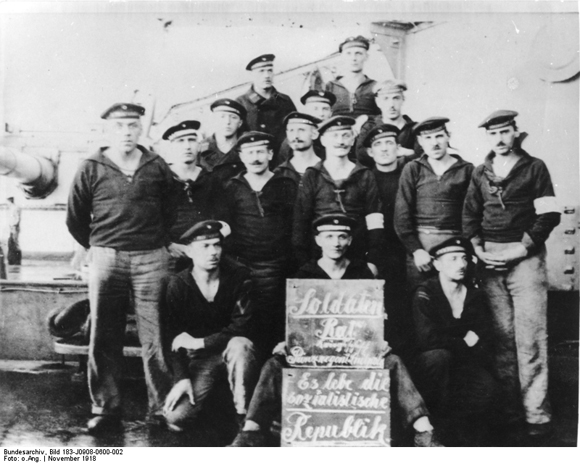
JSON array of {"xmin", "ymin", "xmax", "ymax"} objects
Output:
[
  {"xmin": 1, "ymin": 260, "xmax": 578, "ymax": 447},
  {"xmin": 0, "ymin": 358, "xmax": 577, "ymax": 447},
  {"xmin": 0, "ymin": 361, "xmax": 239, "ymax": 448}
]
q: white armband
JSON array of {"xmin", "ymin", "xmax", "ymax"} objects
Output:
[
  {"xmin": 365, "ymin": 212, "xmax": 384, "ymax": 230},
  {"xmin": 533, "ymin": 196, "xmax": 560, "ymax": 215},
  {"xmin": 218, "ymin": 221, "xmax": 232, "ymax": 238}
]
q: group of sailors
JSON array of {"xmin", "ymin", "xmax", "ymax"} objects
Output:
[{"xmin": 65, "ymin": 34, "xmax": 561, "ymax": 446}]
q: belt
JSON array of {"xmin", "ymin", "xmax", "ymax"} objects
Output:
[{"xmin": 416, "ymin": 227, "xmax": 460, "ymax": 235}]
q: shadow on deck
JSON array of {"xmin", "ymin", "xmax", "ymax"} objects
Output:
[
  {"xmin": 0, "ymin": 352, "xmax": 577, "ymax": 448},
  {"xmin": 0, "ymin": 361, "xmax": 238, "ymax": 448}
]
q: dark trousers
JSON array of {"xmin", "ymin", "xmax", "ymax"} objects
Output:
[
  {"xmin": 412, "ymin": 349, "xmax": 499, "ymax": 419},
  {"xmin": 165, "ymin": 337, "xmax": 260, "ymax": 427},
  {"xmin": 246, "ymin": 354, "xmax": 429, "ymax": 434},
  {"xmin": 380, "ymin": 244, "xmax": 415, "ymax": 359},
  {"xmin": 7, "ymin": 226, "xmax": 21, "ymax": 265},
  {"xmin": 236, "ymin": 256, "xmax": 290, "ymax": 355}
]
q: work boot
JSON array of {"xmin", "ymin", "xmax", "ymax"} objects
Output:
[
  {"xmin": 527, "ymin": 422, "xmax": 553, "ymax": 437},
  {"xmin": 414, "ymin": 430, "xmax": 445, "ymax": 447},
  {"xmin": 86, "ymin": 415, "xmax": 122, "ymax": 435},
  {"xmin": 526, "ymin": 422, "xmax": 554, "ymax": 445},
  {"xmin": 228, "ymin": 430, "xmax": 267, "ymax": 447}
]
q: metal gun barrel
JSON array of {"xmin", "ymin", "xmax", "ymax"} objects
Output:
[{"xmin": 0, "ymin": 146, "xmax": 57, "ymax": 198}]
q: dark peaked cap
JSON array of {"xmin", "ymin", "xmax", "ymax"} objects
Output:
[
  {"xmin": 430, "ymin": 237, "xmax": 474, "ymax": 259},
  {"xmin": 478, "ymin": 110, "xmax": 519, "ymax": 130},
  {"xmin": 283, "ymin": 112, "xmax": 321, "ymax": 128},
  {"xmin": 339, "ymin": 35, "xmax": 370, "ymax": 52},
  {"xmin": 236, "ymin": 131, "xmax": 275, "ymax": 149},
  {"xmin": 300, "ymin": 90, "xmax": 337, "ymax": 107},
  {"xmin": 101, "ymin": 103, "xmax": 145, "ymax": 120},
  {"xmin": 317, "ymin": 115, "xmax": 356, "ymax": 136},
  {"xmin": 313, "ymin": 213, "xmax": 358, "ymax": 233},
  {"xmin": 412, "ymin": 117, "xmax": 450, "ymax": 135},
  {"xmin": 162, "ymin": 120, "xmax": 201, "ymax": 141},
  {"xmin": 363, "ymin": 124, "xmax": 400, "ymax": 148},
  {"xmin": 210, "ymin": 98, "xmax": 247, "ymax": 119},
  {"xmin": 246, "ymin": 54, "xmax": 275, "ymax": 71},
  {"xmin": 180, "ymin": 220, "xmax": 225, "ymax": 244}
]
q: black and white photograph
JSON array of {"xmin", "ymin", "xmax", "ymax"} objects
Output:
[{"xmin": 0, "ymin": 0, "xmax": 578, "ymax": 451}]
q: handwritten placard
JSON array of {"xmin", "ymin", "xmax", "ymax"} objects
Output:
[
  {"xmin": 281, "ymin": 368, "xmax": 391, "ymax": 447},
  {"xmin": 285, "ymin": 279, "xmax": 385, "ymax": 369}
]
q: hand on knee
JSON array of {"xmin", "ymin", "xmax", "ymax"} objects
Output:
[{"xmin": 163, "ymin": 379, "xmax": 195, "ymax": 415}]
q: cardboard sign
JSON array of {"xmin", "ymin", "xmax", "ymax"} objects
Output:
[
  {"xmin": 285, "ymin": 279, "xmax": 385, "ymax": 369},
  {"xmin": 281, "ymin": 368, "xmax": 391, "ymax": 447}
]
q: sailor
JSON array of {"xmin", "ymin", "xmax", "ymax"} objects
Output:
[
  {"xmin": 162, "ymin": 120, "xmax": 218, "ymax": 273},
  {"xmin": 219, "ymin": 131, "xmax": 298, "ymax": 354},
  {"xmin": 292, "ymin": 115, "xmax": 385, "ymax": 270},
  {"xmin": 463, "ymin": 110, "xmax": 561, "ymax": 440},
  {"xmin": 236, "ymin": 54, "xmax": 296, "ymax": 165},
  {"xmin": 363, "ymin": 124, "xmax": 415, "ymax": 356},
  {"xmin": 66, "ymin": 102, "xmax": 175, "ymax": 433},
  {"xmin": 412, "ymin": 237, "xmax": 499, "ymax": 445},
  {"xmin": 394, "ymin": 117, "xmax": 474, "ymax": 291},
  {"xmin": 300, "ymin": 89, "xmax": 336, "ymax": 122},
  {"xmin": 6, "ymin": 196, "xmax": 22, "ymax": 265},
  {"xmin": 274, "ymin": 112, "xmax": 323, "ymax": 186},
  {"xmin": 356, "ymin": 79, "xmax": 421, "ymax": 167},
  {"xmin": 325, "ymin": 36, "xmax": 379, "ymax": 120},
  {"xmin": 198, "ymin": 98, "xmax": 246, "ymax": 187},
  {"xmin": 162, "ymin": 220, "xmax": 259, "ymax": 432},
  {"xmin": 277, "ymin": 91, "xmax": 333, "ymax": 162},
  {"xmin": 230, "ymin": 214, "xmax": 443, "ymax": 447}
]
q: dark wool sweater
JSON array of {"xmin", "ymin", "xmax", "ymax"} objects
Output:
[
  {"xmin": 161, "ymin": 261, "xmax": 254, "ymax": 380},
  {"xmin": 463, "ymin": 148, "xmax": 560, "ymax": 250},
  {"xmin": 66, "ymin": 146, "xmax": 175, "ymax": 250}
]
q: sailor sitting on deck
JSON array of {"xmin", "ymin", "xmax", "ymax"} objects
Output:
[{"xmin": 229, "ymin": 213, "xmax": 443, "ymax": 447}]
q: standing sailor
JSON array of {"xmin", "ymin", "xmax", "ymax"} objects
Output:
[
  {"xmin": 236, "ymin": 54, "xmax": 296, "ymax": 165},
  {"xmin": 66, "ymin": 103, "xmax": 175, "ymax": 433},
  {"xmin": 198, "ymin": 98, "xmax": 246, "ymax": 186},
  {"xmin": 162, "ymin": 120, "xmax": 217, "ymax": 273},
  {"xmin": 463, "ymin": 110, "xmax": 560, "ymax": 440}
]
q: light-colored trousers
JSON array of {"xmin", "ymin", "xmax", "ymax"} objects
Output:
[{"xmin": 481, "ymin": 242, "xmax": 551, "ymax": 425}]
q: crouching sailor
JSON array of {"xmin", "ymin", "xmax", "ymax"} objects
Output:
[{"xmin": 161, "ymin": 220, "xmax": 260, "ymax": 431}]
